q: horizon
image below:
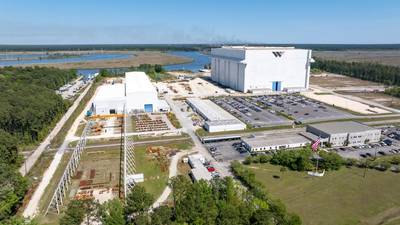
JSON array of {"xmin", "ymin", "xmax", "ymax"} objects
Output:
[{"xmin": 1, "ymin": 0, "xmax": 399, "ymax": 45}]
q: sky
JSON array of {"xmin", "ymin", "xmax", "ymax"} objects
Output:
[{"xmin": 0, "ymin": 0, "xmax": 399, "ymax": 45}]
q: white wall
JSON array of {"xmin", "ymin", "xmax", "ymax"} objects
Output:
[
  {"xmin": 126, "ymin": 90, "xmax": 159, "ymax": 113},
  {"xmin": 211, "ymin": 47, "xmax": 312, "ymax": 93},
  {"xmin": 244, "ymin": 49, "xmax": 311, "ymax": 92},
  {"xmin": 93, "ymin": 99, "xmax": 125, "ymax": 115},
  {"xmin": 205, "ymin": 122, "xmax": 246, "ymax": 133}
]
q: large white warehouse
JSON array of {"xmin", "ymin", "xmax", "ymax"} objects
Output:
[
  {"xmin": 187, "ymin": 98, "xmax": 246, "ymax": 133},
  {"xmin": 91, "ymin": 83, "xmax": 125, "ymax": 115},
  {"xmin": 125, "ymin": 72, "xmax": 167, "ymax": 113},
  {"xmin": 211, "ymin": 46, "xmax": 313, "ymax": 93},
  {"xmin": 91, "ymin": 72, "xmax": 169, "ymax": 115}
]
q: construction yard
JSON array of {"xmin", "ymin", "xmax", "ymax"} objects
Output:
[
  {"xmin": 69, "ymin": 147, "xmax": 121, "ymax": 204},
  {"xmin": 154, "ymin": 77, "xmax": 227, "ymax": 98},
  {"xmin": 135, "ymin": 139, "xmax": 194, "ymax": 198},
  {"xmin": 131, "ymin": 114, "xmax": 171, "ymax": 133},
  {"xmin": 89, "ymin": 116, "xmax": 123, "ymax": 136}
]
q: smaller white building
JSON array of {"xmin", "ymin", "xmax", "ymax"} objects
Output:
[
  {"xmin": 242, "ymin": 133, "xmax": 311, "ymax": 152},
  {"xmin": 187, "ymin": 98, "xmax": 246, "ymax": 133},
  {"xmin": 188, "ymin": 154, "xmax": 212, "ymax": 182},
  {"xmin": 306, "ymin": 121, "xmax": 381, "ymax": 147},
  {"xmin": 91, "ymin": 83, "xmax": 125, "ymax": 115}
]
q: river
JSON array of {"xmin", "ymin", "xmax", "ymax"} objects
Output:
[
  {"xmin": 163, "ymin": 51, "xmax": 210, "ymax": 72},
  {"xmin": 0, "ymin": 52, "xmax": 132, "ymax": 67}
]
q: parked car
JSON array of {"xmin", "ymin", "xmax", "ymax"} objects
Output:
[
  {"xmin": 207, "ymin": 167, "xmax": 216, "ymax": 172},
  {"xmin": 378, "ymin": 151, "xmax": 386, "ymax": 156},
  {"xmin": 383, "ymin": 139, "xmax": 393, "ymax": 146}
]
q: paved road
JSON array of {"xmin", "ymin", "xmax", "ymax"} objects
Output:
[
  {"xmin": 166, "ymin": 97, "xmax": 231, "ymax": 177},
  {"xmin": 19, "ymin": 82, "xmax": 92, "ymax": 176},
  {"xmin": 149, "ymin": 97, "xmax": 234, "ymax": 209},
  {"xmin": 83, "ymin": 129, "xmax": 182, "ymax": 141}
]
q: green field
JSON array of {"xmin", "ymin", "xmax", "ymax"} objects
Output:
[
  {"xmin": 135, "ymin": 139, "xmax": 193, "ymax": 199},
  {"xmin": 135, "ymin": 145, "xmax": 169, "ymax": 199},
  {"xmin": 246, "ymin": 164, "xmax": 400, "ymax": 225}
]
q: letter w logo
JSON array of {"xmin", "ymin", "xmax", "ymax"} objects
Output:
[{"xmin": 272, "ymin": 51, "xmax": 284, "ymax": 57}]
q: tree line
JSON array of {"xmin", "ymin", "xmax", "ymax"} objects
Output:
[
  {"xmin": 0, "ymin": 66, "xmax": 76, "ymax": 223},
  {"xmin": 243, "ymin": 146, "xmax": 400, "ymax": 173},
  {"xmin": 59, "ymin": 175, "xmax": 301, "ymax": 225},
  {"xmin": 0, "ymin": 66, "xmax": 76, "ymax": 144},
  {"xmin": 312, "ymin": 58, "xmax": 400, "ymax": 86}
]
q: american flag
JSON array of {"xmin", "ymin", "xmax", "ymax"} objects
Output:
[{"xmin": 311, "ymin": 138, "xmax": 321, "ymax": 152}]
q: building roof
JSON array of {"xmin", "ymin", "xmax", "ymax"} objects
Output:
[
  {"xmin": 93, "ymin": 83, "xmax": 125, "ymax": 102},
  {"xmin": 308, "ymin": 121, "xmax": 378, "ymax": 134},
  {"xmin": 190, "ymin": 167, "xmax": 212, "ymax": 182},
  {"xmin": 220, "ymin": 46, "xmax": 296, "ymax": 50},
  {"xmin": 242, "ymin": 133, "xmax": 310, "ymax": 148},
  {"xmin": 187, "ymin": 98, "xmax": 238, "ymax": 121},
  {"xmin": 206, "ymin": 119, "xmax": 245, "ymax": 126},
  {"xmin": 125, "ymin": 71, "xmax": 156, "ymax": 93}
]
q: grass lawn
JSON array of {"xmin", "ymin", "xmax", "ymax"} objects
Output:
[
  {"xmin": 246, "ymin": 164, "xmax": 400, "ymax": 225},
  {"xmin": 135, "ymin": 139, "xmax": 193, "ymax": 199},
  {"xmin": 135, "ymin": 145, "xmax": 169, "ymax": 199},
  {"xmin": 167, "ymin": 112, "xmax": 182, "ymax": 129},
  {"xmin": 74, "ymin": 122, "xmax": 86, "ymax": 137}
]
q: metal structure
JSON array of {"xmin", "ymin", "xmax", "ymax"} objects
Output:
[
  {"xmin": 120, "ymin": 106, "xmax": 137, "ymax": 199},
  {"xmin": 45, "ymin": 121, "xmax": 92, "ymax": 214}
]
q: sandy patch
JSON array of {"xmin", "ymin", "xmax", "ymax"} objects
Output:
[{"xmin": 302, "ymin": 91, "xmax": 390, "ymax": 114}]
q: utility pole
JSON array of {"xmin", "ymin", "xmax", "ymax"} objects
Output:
[{"xmin": 363, "ymin": 158, "xmax": 368, "ymax": 178}]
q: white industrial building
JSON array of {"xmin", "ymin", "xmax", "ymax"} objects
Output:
[
  {"xmin": 187, "ymin": 98, "xmax": 246, "ymax": 133},
  {"xmin": 306, "ymin": 121, "xmax": 381, "ymax": 147},
  {"xmin": 242, "ymin": 133, "xmax": 311, "ymax": 152},
  {"xmin": 188, "ymin": 154, "xmax": 212, "ymax": 182},
  {"xmin": 211, "ymin": 46, "xmax": 313, "ymax": 93},
  {"xmin": 125, "ymin": 72, "xmax": 169, "ymax": 113},
  {"xmin": 91, "ymin": 72, "xmax": 170, "ymax": 115},
  {"xmin": 91, "ymin": 83, "xmax": 125, "ymax": 115}
]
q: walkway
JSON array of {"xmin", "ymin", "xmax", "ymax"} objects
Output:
[{"xmin": 23, "ymin": 82, "xmax": 97, "ymax": 218}]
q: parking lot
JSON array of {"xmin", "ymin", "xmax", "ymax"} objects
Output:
[
  {"xmin": 212, "ymin": 97, "xmax": 292, "ymax": 128},
  {"xmin": 247, "ymin": 94, "xmax": 353, "ymax": 123},
  {"xmin": 331, "ymin": 143, "xmax": 399, "ymax": 159},
  {"xmin": 333, "ymin": 126, "xmax": 400, "ymax": 159},
  {"xmin": 205, "ymin": 140, "xmax": 249, "ymax": 162}
]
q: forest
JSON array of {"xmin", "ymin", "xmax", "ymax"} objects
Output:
[
  {"xmin": 0, "ymin": 66, "xmax": 76, "ymax": 223},
  {"xmin": 312, "ymin": 58, "xmax": 400, "ymax": 85},
  {"xmin": 59, "ymin": 175, "xmax": 301, "ymax": 225}
]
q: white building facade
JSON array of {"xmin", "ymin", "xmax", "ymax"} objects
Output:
[
  {"xmin": 211, "ymin": 46, "xmax": 313, "ymax": 93},
  {"xmin": 125, "ymin": 72, "xmax": 161, "ymax": 113},
  {"xmin": 91, "ymin": 83, "xmax": 125, "ymax": 115},
  {"xmin": 92, "ymin": 72, "xmax": 169, "ymax": 115},
  {"xmin": 187, "ymin": 98, "xmax": 246, "ymax": 133}
]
